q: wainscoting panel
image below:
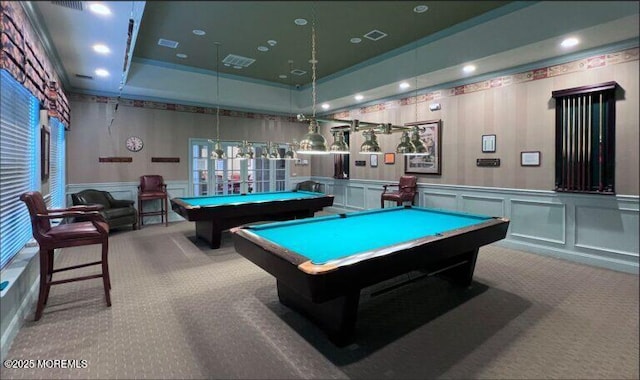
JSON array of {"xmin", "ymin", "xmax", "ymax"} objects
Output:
[
  {"xmin": 423, "ymin": 191, "xmax": 457, "ymax": 210},
  {"xmin": 575, "ymin": 205, "xmax": 639, "ymax": 257},
  {"xmin": 510, "ymin": 199, "xmax": 566, "ymax": 245},
  {"xmin": 311, "ymin": 177, "xmax": 639, "ymax": 274},
  {"xmin": 346, "ymin": 185, "xmax": 366, "ymax": 210},
  {"xmin": 461, "ymin": 195, "xmax": 506, "ymax": 218}
]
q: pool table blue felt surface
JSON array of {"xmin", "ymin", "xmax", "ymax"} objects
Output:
[
  {"xmin": 238, "ymin": 206, "xmax": 499, "ymax": 265},
  {"xmin": 176, "ymin": 190, "xmax": 324, "ymax": 207}
]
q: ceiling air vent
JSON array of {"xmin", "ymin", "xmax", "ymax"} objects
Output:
[
  {"xmin": 364, "ymin": 29, "xmax": 388, "ymax": 41},
  {"xmin": 50, "ymin": 1, "xmax": 83, "ymax": 10},
  {"xmin": 157, "ymin": 38, "xmax": 179, "ymax": 49},
  {"xmin": 222, "ymin": 54, "xmax": 255, "ymax": 68},
  {"xmin": 75, "ymin": 74, "xmax": 93, "ymax": 80},
  {"xmin": 290, "ymin": 69, "xmax": 307, "ymax": 76}
]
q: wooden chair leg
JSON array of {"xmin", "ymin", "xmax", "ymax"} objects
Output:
[
  {"xmin": 35, "ymin": 249, "xmax": 50, "ymax": 321},
  {"xmin": 138, "ymin": 197, "xmax": 143, "ymax": 226},
  {"xmin": 101, "ymin": 241, "xmax": 111, "ymax": 306},
  {"xmin": 164, "ymin": 196, "xmax": 168, "ymax": 226}
]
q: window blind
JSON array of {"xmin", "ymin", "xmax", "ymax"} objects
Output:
[
  {"xmin": 49, "ymin": 117, "xmax": 66, "ymax": 209},
  {"xmin": 0, "ymin": 70, "xmax": 39, "ymax": 269}
]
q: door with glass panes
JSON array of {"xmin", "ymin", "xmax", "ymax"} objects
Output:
[{"xmin": 189, "ymin": 139, "xmax": 288, "ymax": 196}]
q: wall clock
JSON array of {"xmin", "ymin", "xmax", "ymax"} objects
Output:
[{"xmin": 125, "ymin": 136, "xmax": 144, "ymax": 152}]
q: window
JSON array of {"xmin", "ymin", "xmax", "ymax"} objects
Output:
[
  {"xmin": 0, "ymin": 70, "xmax": 40, "ymax": 269},
  {"xmin": 49, "ymin": 117, "xmax": 66, "ymax": 208},
  {"xmin": 552, "ymin": 82, "xmax": 618, "ymax": 194}
]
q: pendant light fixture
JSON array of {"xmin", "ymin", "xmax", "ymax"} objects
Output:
[
  {"xmin": 359, "ymin": 130, "xmax": 382, "ymax": 154},
  {"xmin": 297, "ymin": 16, "xmax": 329, "ymax": 155},
  {"xmin": 209, "ymin": 42, "xmax": 225, "ymax": 160},
  {"xmin": 329, "ymin": 130, "xmax": 350, "ymax": 154}
]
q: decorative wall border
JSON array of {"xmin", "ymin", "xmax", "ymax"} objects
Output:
[
  {"xmin": 69, "ymin": 93, "xmax": 297, "ymax": 123},
  {"xmin": 330, "ymin": 47, "xmax": 639, "ymax": 119}
]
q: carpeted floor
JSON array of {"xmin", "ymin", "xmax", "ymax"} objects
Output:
[{"xmin": 2, "ymin": 219, "xmax": 638, "ymax": 379}]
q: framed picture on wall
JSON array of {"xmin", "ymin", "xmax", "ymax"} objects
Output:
[
  {"xmin": 370, "ymin": 154, "xmax": 378, "ymax": 167},
  {"xmin": 384, "ymin": 153, "xmax": 395, "ymax": 164},
  {"xmin": 482, "ymin": 134, "xmax": 496, "ymax": 153},
  {"xmin": 404, "ymin": 119, "xmax": 442, "ymax": 175},
  {"xmin": 41, "ymin": 127, "xmax": 50, "ymax": 180},
  {"xmin": 521, "ymin": 151, "xmax": 541, "ymax": 166}
]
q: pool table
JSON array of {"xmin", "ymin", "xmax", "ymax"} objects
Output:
[
  {"xmin": 171, "ymin": 190, "xmax": 334, "ymax": 248},
  {"xmin": 232, "ymin": 206, "xmax": 509, "ymax": 345}
]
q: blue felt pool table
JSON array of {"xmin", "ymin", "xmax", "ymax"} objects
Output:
[
  {"xmin": 171, "ymin": 190, "xmax": 334, "ymax": 248},
  {"xmin": 232, "ymin": 206, "xmax": 510, "ymax": 345}
]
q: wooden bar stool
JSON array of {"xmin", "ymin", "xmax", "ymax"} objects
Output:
[
  {"xmin": 137, "ymin": 175, "xmax": 168, "ymax": 227},
  {"xmin": 20, "ymin": 191, "xmax": 111, "ymax": 321}
]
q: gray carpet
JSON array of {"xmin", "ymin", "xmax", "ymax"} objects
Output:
[{"xmin": 2, "ymin": 219, "xmax": 638, "ymax": 379}]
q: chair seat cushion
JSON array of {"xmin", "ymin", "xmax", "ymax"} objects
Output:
[
  {"xmin": 104, "ymin": 207, "xmax": 135, "ymax": 219},
  {"xmin": 47, "ymin": 221, "xmax": 108, "ymax": 239},
  {"xmin": 139, "ymin": 192, "xmax": 167, "ymax": 199}
]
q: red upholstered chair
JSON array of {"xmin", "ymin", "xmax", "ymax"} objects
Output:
[
  {"xmin": 20, "ymin": 191, "xmax": 111, "ymax": 321},
  {"xmin": 137, "ymin": 175, "xmax": 168, "ymax": 227},
  {"xmin": 381, "ymin": 175, "xmax": 418, "ymax": 208}
]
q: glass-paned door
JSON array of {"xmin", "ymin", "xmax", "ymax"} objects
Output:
[{"xmin": 189, "ymin": 139, "xmax": 290, "ymax": 197}]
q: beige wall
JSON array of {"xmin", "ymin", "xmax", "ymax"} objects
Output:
[
  {"xmin": 67, "ymin": 57, "xmax": 638, "ymax": 195},
  {"xmin": 312, "ymin": 59, "xmax": 639, "ymax": 196},
  {"xmin": 67, "ymin": 101, "xmax": 311, "ymax": 184}
]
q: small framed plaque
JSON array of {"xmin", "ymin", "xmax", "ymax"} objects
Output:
[
  {"xmin": 482, "ymin": 134, "xmax": 496, "ymax": 153},
  {"xmin": 521, "ymin": 151, "xmax": 541, "ymax": 166},
  {"xmin": 370, "ymin": 154, "xmax": 378, "ymax": 167}
]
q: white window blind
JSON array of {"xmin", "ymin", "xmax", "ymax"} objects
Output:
[
  {"xmin": 50, "ymin": 117, "xmax": 66, "ymax": 209},
  {"xmin": 0, "ymin": 70, "xmax": 39, "ymax": 270}
]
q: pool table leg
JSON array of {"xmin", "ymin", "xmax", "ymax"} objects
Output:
[
  {"xmin": 195, "ymin": 221, "xmax": 222, "ymax": 249},
  {"xmin": 436, "ymin": 248, "xmax": 479, "ymax": 287},
  {"xmin": 276, "ymin": 280, "xmax": 360, "ymax": 346}
]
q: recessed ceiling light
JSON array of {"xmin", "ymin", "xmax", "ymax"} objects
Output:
[
  {"xmin": 267, "ymin": 40, "xmax": 277, "ymax": 46},
  {"xmin": 257, "ymin": 46, "xmax": 269, "ymax": 52},
  {"xmin": 192, "ymin": 29, "xmax": 206, "ymax": 36},
  {"xmin": 463, "ymin": 65, "xmax": 476, "ymax": 73},
  {"xmin": 413, "ymin": 5, "xmax": 429, "ymax": 13},
  {"xmin": 350, "ymin": 37, "xmax": 362, "ymax": 44},
  {"xmin": 94, "ymin": 68, "xmax": 109, "ymax": 77},
  {"xmin": 399, "ymin": 82, "xmax": 410, "ymax": 89},
  {"xmin": 92, "ymin": 44, "xmax": 110, "ymax": 54},
  {"xmin": 561, "ymin": 37, "xmax": 579, "ymax": 48},
  {"xmin": 224, "ymin": 63, "xmax": 231, "ymax": 67},
  {"xmin": 233, "ymin": 66, "xmax": 242, "ymax": 69},
  {"xmin": 279, "ymin": 74, "xmax": 287, "ymax": 79},
  {"xmin": 321, "ymin": 103, "xmax": 330, "ymax": 110},
  {"xmin": 88, "ymin": 3, "xmax": 111, "ymax": 15},
  {"xmin": 176, "ymin": 53, "xmax": 187, "ymax": 59},
  {"xmin": 294, "ymin": 18, "xmax": 308, "ymax": 26},
  {"xmin": 355, "ymin": 94, "xmax": 364, "ymax": 101}
]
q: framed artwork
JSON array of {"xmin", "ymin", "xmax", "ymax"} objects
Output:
[
  {"xmin": 370, "ymin": 154, "xmax": 378, "ymax": 167},
  {"xmin": 404, "ymin": 119, "xmax": 442, "ymax": 175},
  {"xmin": 41, "ymin": 127, "xmax": 50, "ymax": 180},
  {"xmin": 521, "ymin": 151, "xmax": 541, "ymax": 166},
  {"xmin": 482, "ymin": 134, "xmax": 496, "ymax": 153},
  {"xmin": 384, "ymin": 153, "xmax": 395, "ymax": 164}
]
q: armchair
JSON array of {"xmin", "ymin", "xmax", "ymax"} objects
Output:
[
  {"xmin": 20, "ymin": 191, "xmax": 111, "ymax": 321},
  {"xmin": 381, "ymin": 175, "xmax": 418, "ymax": 208},
  {"xmin": 72, "ymin": 189, "xmax": 138, "ymax": 230},
  {"xmin": 295, "ymin": 180, "xmax": 322, "ymax": 193}
]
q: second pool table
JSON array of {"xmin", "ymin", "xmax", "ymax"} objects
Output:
[
  {"xmin": 171, "ymin": 190, "xmax": 334, "ymax": 248},
  {"xmin": 232, "ymin": 206, "xmax": 510, "ymax": 345}
]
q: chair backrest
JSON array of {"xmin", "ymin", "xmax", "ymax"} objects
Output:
[
  {"xmin": 139, "ymin": 175, "xmax": 165, "ymax": 193},
  {"xmin": 72, "ymin": 189, "xmax": 111, "ymax": 209},
  {"xmin": 398, "ymin": 175, "xmax": 417, "ymax": 194},
  {"xmin": 19, "ymin": 191, "xmax": 51, "ymax": 239},
  {"xmin": 296, "ymin": 180, "xmax": 321, "ymax": 193}
]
